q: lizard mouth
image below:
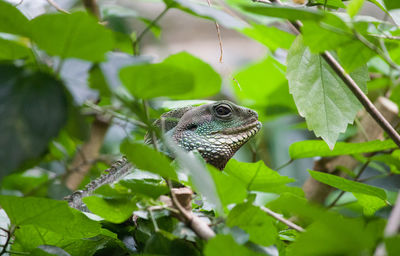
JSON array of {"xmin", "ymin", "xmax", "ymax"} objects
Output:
[{"xmin": 221, "ymin": 120, "xmax": 262, "ymax": 136}]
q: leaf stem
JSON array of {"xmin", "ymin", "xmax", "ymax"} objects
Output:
[
  {"xmin": 133, "ymin": 6, "xmax": 170, "ymax": 55},
  {"xmin": 260, "ymin": 206, "xmax": 305, "ymax": 232}
]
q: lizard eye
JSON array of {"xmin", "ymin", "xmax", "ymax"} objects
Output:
[{"xmin": 215, "ymin": 104, "xmax": 232, "ymax": 117}]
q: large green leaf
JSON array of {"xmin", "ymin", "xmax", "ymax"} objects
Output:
[
  {"xmin": 119, "ymin": 179, "xmax": 169, "ymax": 199},
  {"xmin": 227, "ymin": 202, "xmax": 277, "ymax": 246},
  {"xmin": 163, "ymin": 52, "xmax": 221, "ymax": 99},
  {"xmin": 0, "ymin": 38, "xmax": 31, "ymax": 60},
  {"xmin": 120, "ymin": 141, "xmax": 178, "ymax": 180},
  {"xmin": 287, "ymin": 216, "xmax": 384, "ymax": 256},
  {"xmin": 241, "ymin": 5, "xmax": 325, "ymax": 21},
  {"xmin": 83, "ymin": 196, "xmax": 137, "ymax": 224},
  {"xmin": 169, "ymin": 0, "xmax": 247, "ymax": 29},
  {"xmin": 289, "ymin": 140, "xmax": 396, "ymax": 159},
  {"xmin": 0, "ymin": 0, "xmax": 29, "ymax": 36},
  {"xmin": 232, "ymin": 56, "xmax": 296, "ymax": 118},
  {"xmin": 337, "ymin": 41, "xmax": 376, "ymax": 72},
  {"xmin": 0, "ymin": 65, "xmax": 68, "ymax": 177},
  {"xmin": 208, "ymin": 166, "xmax": 247, "ymax": 209},
  {"xmin": 286, "ymin": 36, "xmax": 369, "ymax": 148},
  {"xmin": 204, "ymin": 234, "xmax": 265, "ymax": 256},
  {"xmin": 30, "ymin": 12, "xmax": 114, "ymax": 61},
  {"xmin": 0, "ymin": 196, "xmax": 102, "ymax": 238},
  {"xmin": 224, "ymin": 159, "xmax": 302, "ymax": 195},
  {"xmin": 308, "ymin": 170, "xmax": 387, "ymax": 200},
  {"xmin": 383, "ymin": 0, "xmax": 400, "ymax": 10},
  {"xmin": 240, "ymin": 23, "xmax": 296, "ymax": 51},
  {"xmin": 119, "ymin": 62, "xmax": 194, "ymax": 99}
]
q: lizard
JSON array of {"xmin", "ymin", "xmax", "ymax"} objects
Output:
[{"xmin": 66, "ymin": 100, "xmax": 261, "ymax": 209}]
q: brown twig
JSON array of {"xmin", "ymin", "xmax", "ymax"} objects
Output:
[
  {"xmin": 0, "ymin": 225, "xmax": 15, "ymax": 256},
  {"xmin": 46, "ymin": 0, "xmax": 70, "ymax": 14},
  {"xmin": 260, "ymin": 206, "xmax": 305, "ymax": 232},
  {"xmin": 256, "ymin": 0, "xmax": 400, "ymax": 148},
  {"xmin": 166, "ymin": 180, "xmax": 216, "ymax": 240},
  {"xmin": 206, "ymin": 0, "xmax": 224, "ymax": 62}
]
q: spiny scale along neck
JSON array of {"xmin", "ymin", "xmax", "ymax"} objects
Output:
[{"xmin": 160, "ymin": 100, "xmax": 261, "ymax": 170}]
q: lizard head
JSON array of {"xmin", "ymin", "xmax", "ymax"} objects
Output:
[{"xmin": 164, "ymin": 100, "xmax": 261, "ymax": 170}]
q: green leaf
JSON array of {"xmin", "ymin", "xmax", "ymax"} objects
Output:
[
  {"xmin": 83, "ymin": 196, "xmax": 137, "ymax": 223},
  {"xmin": 286, "ymin": 36, "xmax": 369, "ymax": 149},
  {"xmin": 287, "ymin": 216, "xmax": 383, "ymax": 256},
  {"xmin": 241, "ymin": 5, "xmax": 325, "ymax": 21},
  {"xmin": 353, "ymin": 193, "xmax": 386, "ymax": 215},
  {"xmin": 208, "ymin": 165, "xmax": 247, "ymax": 209},
  {"xmin": 88, "ymin": 64, "xmax": 111, "ymax": 104},
  {"xmin": 308, "ymin": 170, "xmax": 387, "ymax": 200},
  {"xmin": 0, "ymin": 0, "xmax": 29, "ymax": 36},
  {"xmin": 289, "ymin": 139, "xmax": 396, "ymax": 159},
  {"xmin": 0, "ymin": 65, "xmax": 68, "ymax": 177},
  {"xmin": 30, "ymin": 12, "xmax": 114, "ymax": 61},
  {"xmin": 119, "ymin": 62, "xmax": 194, "ymax": 99},
  {"xmin": 385, "ymin": 235, "xmax": 400, "ymax": 256},
  {"xmin": 337, "ymin": 41, "xmax": 376, "ymax": 72},
  {"xmin": 0, "ymin": 196, "xmax": 102, "ymax": 238},
  {"xmin": 314, "ymin": 0, "xmax": 346, "ymax": 8},
  {"xmin": 383, "ymin": 0, "xmax": 400, "ymax": 10},
  {"xmin": 227, "ymin": 202, "xmax": 277, "ymax": 246},
  {"xmin": 240, "ymin": 22, "xmax": 296, "ymax": 51},
  {"xmin": 170, "ymin": 0, "xmax": 247, "ymax": 29},
  {"xmin": 119, "ymin": 179, "xmax": 169, "ymax": 198},
  {"xmin": 224, "ymin": 159, "xmax": 302, "ymax": 195},
  {"xmin": 0, "ymin": 38, "xmax": 31, "ymax": 60},
  {"xmin": 162, "ymin": 52, "xmax": 221, "ymax": 99},
  {"xmin": 347, "ymin": 0, "xmax": 366, "ymax": 17},
  {"xmin": 204, "ymin": 234, "xmax": 265, "ymax": 256},
  {"xmin": 232, "ymin": 56, "xmax": 296, "ymax": 118},
  {"xmin": 120, "ymin": 141, "xmax": 178, "ymax": 180}
]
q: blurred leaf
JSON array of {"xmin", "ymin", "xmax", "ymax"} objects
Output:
[
  {"xmin": 240, "ymin": 23, "xmax": 296, "ymax": 51},
  {"xmin": 301, "ymin": 14, "xmax": 351, "ymax": 53},
  {"xmin": 338, "ymin": 40, "xmax": 375, "ymax": 72},
  {"xmin": 0, "ymin": 0, "xmax": 29, "ymax": 36},
  {"xmin": 289, "ymin": 139, "xmax": 396, "ymax": 159},
  {"xmin": 0, "ymin": 65, "xmax": 68, "ymax": 178},
  {"xmin": 84, "ymin": 196, "xmax": 137, "ymax": 223},
  {"xmin": 287, "ymin": 216, "xmax": 383, "ymax": 256},
  {"xmin": 314, "ymin": 0, "xmax": 346, "ymax": 8},
  {"xmin": 385, "ymin": 235, "xmax": 400, "ymax": 256},
  {"xmin": 119, "ymin": 179, "xmax": 169, "ymax": 198},
  {"xmin": 224, "ymin": 160, "xmax": 302, "ymax": 195},
  {"xmin": 204, "ymin": 234, "xmax": 265, "ymax": 256},
  {"xmin": 232, "ymin": 56, "xmax": 296, "ymax": 119},
  {"xmin": 227, "ymin": 202, "xmax": 277, "ymax": 246},
  {"xmin": 169, "ymin": 0, "xmax": 247, "ymax": 29},
  {"xmin": 30, "ymin": 12, "xmax": 114, "ymax": 61},
  {"xmin": 383, "ymin": 0, "xmax": 400, "ymax": 10},
  {"xmin": 309, "ymin": 170, "xmax": 387, "ymax": 200},
  {"xmin": 287, "ymin": 36, "xmax": 368, "ymax": 149},
  {"xmin": 120, "ymin": 141, "xmax": 178, "ymax": 180},
  {"xmin": 241, "ymin": 5, "xmax": 325, "ymax": 21},
  {"xmin": 347, "ymin": 0, "xmax": 365, "ymax": 17},
  {"xmin": 144, "ymin": 232, "xmax": 201, "ymax": 256},
  {"xmin": 0, "ymin": 38, "xmax": 31, "ymax": 60},
  {"xmin": 88, "ymin": 64, "xmax": 111, "ymax": 104},
  {"xmin": 33, "ymin": 246, "xmax": 71, "ymax": 256},
  {"xmin": 0, "ymin": 195, "xmax": 102, "ymax": 238},
  {"xmin": 208, "ymin": 165, "xmax": 247, "ymax": 209},
  {"xmin": 1, "ymin": 170, "xmax": 49, "ymax": 196},
  {"xmin": 353, "ymin": 193, "xmax": 386, "ymax": 215},
  {"xmin": 119, "ymin": 62, "xmax": 194, "ymax": 99},
  {"xmin": 163, "ymin": 52, "xmax": 221, "ymax": 99}
]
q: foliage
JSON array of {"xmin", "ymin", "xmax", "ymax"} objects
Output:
[{"xmin": 0, "ymin": 0, "xmax": 400, "ymax": 255}]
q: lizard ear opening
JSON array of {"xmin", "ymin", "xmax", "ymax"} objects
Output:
[{"xmin": 187, "ymin": 124, "xmax": 198, "ymax": 131}]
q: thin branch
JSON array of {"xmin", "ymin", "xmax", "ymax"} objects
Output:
[
  {"xmin": 133, "ymin": 6, "xmax": 170, "ymax": 55},
  {"xmin": 148, "ymin": 208, "xmax": 160, "ymax": 232},
  {"xmin": 166, "ymin": 180, "xmax": 216, "ymax": 240},
  {"xmin": 46, "ymin": 0, "xmax": 70, "ymax": 14},
  {"xmin": 0, "ymin": 225, "xmax": 15, "ymax": 256},
  {"xmin": 255, "ymin": 0, "xmax": 400, "ymax": 148},
  {"xmin": 328, "ymin": 159, "xmax": 371, "ymax": 208},
  {"xmin": 143, "ymin": 100, "xmax": 159, "ymax": 151},
  {"xmin": 275, "ymin": 159, "xmax": 294, "ymax": 171},
  {"xmin": 206, "ymin": 0, "xmax": 224, "ymax": 62},
  {"xmin": 260, "ymin": 206, "xmax": 305, "ymax": 232}
]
